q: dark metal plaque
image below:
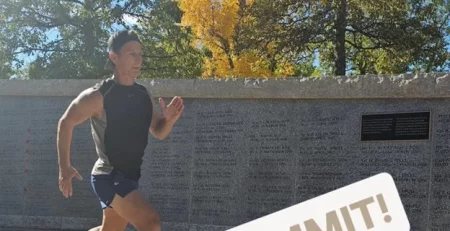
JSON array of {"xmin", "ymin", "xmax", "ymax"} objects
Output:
[{"xmin": 361, "ymin": 112, "xmax": 430, "ymax": 141}]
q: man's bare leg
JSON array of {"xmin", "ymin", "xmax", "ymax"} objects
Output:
[
  {"xmin": 88, "ymin": 226, "xmax": 101, "ymax": 231},
  {"xmin": 89, "ymin": 207, "xmax": 129, "ymax": 231},
  {"xmin": 109, "ymin": 190, "xmax": 161, "ymax": 231}
]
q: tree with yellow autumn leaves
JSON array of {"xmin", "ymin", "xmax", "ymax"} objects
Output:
[
  {"xmin": 176, "ymin": 0, "xmax": 449, "ymax": 78},
  {"xmin": 176, "ymin": 0, "xmax": 297, "ymax": 78}
]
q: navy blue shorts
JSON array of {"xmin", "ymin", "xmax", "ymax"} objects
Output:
[{"xmin": 90, "ymin": 169, "xmax": 139, "ymax": 209}]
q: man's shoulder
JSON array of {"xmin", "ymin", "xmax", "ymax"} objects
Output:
[
  {"xmin": 78, "ymin": 86, "xmax": 103, "ymax": 103},
  {"xmin": 92, "ymin": 78, "xmax": 115, "ymax": 96},
  {"xmin": 75, "ymin": 78, "xmax": 113, "ymax": 102}
]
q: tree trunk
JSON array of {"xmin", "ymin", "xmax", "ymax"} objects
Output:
[
  {"xmin": 217, "ymin": 36, "xmax": 235, "ymax": 69},
  {"xmin": 82, "ymin": 0, "xmax": 95, "ymax": 57},
  {"xmin": 334, "ymin": 0, "xmax": 347, "ymax": 76}
]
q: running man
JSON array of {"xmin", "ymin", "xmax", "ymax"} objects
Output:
[{"xmin": 57, "ymin": 30, "xmax": 184, "ymax": 231}]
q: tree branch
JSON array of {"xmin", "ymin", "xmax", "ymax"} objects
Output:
[
  {"xmin": 143, "ymin": 54, "xmax": 178, "ymax": 59},
  {"xmin": 122, "ymin": 11, "xmax": 153, "ymax": 21},
  {"xmin": 12, "ymin": 47, "xmax": 82, "ymax": 55},
  {"xmin": 60, "ymin": 0, "xmax": 83, "ymax": 5},
  {"xmin": 12, "ymin": 28, "xmax": 80, "ymax": 56},
  {"xmin": 346, "ymin": 39, "xmax": 395, "ymax": 50}
]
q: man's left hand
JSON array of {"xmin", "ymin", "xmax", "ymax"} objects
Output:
[{"xmin": 159, "ymin": 96, "xmax": 184, "ymax": 123}]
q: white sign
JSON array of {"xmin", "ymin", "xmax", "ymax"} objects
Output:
[{"xmin": 227, "ymin": 173, "xmax": 409, "ymax": 231}]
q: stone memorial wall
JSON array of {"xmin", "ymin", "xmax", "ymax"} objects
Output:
[{"xmin": 1, "ymin": 73, "xmax": 450, "ymax": 231}]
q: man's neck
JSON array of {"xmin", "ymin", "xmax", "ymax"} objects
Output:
[{"xmin": 112, "ymin": 72, "xmax": 135, "ymax": 86}]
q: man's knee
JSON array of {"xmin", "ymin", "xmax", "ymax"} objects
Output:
[
  {"xmin": 101, "ymin": 208, "xmax": 128, "ymax": 231},
  {"xmin": 134, "ymin": 212, "xmax": 161, "ymax": 231},
  {"xmin": 109, "ymin": 191, "xmax": 161, "ymax": 231}
]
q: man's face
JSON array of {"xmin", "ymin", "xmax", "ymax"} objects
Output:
[{"xmin": 110, "ymin": 41, "xmax": 143, "ymax": 78}]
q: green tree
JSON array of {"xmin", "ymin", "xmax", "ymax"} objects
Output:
[
  {"xmin": 0, "ymin": 0, "xmax": 152, "ymax": 79},
  {"xmin": 241, "ymin": 0, "xmax": 450, "ymax": 76},
  {"xmin": 0, "ymin": 13, "xmax": 15, "ymax": 79},
  {"xmin": 136, "ymin": 0, "xmax": 204, "ymax": 79}
]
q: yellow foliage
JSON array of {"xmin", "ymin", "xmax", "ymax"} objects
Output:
[
  {"xmin": 201, "ymin": 51, "xmax": 270, "ymax": 78},
  {"xmin": 177, "ymin": 0, "xmax": 294, "ymax": 78},
  {"xmin": 177, "ymin": 0, "xmax": 238, "ymax": 50}
]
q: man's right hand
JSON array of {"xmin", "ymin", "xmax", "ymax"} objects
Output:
[
  {"xmin": 57, "ymin": 88, "xmax": 101, "ymax": 198},
  {"xmin": 58, "ymin": 166, "xmax": 83, "ymax": 198}
]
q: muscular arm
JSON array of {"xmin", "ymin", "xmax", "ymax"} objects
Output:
[{"xmin": 57, "ymin": 88, "xmax": 102, "ymax": 169}]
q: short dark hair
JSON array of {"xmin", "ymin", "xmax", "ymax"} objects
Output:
[
  {"xmin": 107, "ymin": 29, "xmax": 141, "ymax": 53},
  {"xmin": 104, "ymin": 30, "xmax": 141, "ymax": 70}
]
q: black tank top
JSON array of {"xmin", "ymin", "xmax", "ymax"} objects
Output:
[{"xmin": 90, "ymin": 77, "xmax": 153, "ymax": 181}]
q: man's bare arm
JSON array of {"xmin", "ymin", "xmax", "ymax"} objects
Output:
[{"xmin": 57, "ymin": 88, "xmax": 102, "ymax": 169}]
